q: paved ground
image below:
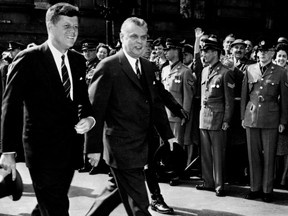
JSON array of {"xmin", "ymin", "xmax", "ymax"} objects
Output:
[{"xmin": 1, "ymin": 162, "xmax": 288, "ymax": 216}]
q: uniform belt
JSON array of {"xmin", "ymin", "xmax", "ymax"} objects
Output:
[{"xmin": 249, "ymin": 95, "xmax": 278, "ymax": 103}]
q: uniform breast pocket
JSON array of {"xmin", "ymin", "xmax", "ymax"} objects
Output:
[
  {"xmin": 210, "ymin": 79, "xmax": 222, "ymax": 96},
  {"xmin": 266, "ymin": 80, "xmax": 279, "ymax": 96},
  {"xmin": 170, "ymin": 76, "xmax": 182, "ymax": 92}
]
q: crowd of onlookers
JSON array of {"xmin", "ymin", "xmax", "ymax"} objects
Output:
[{"xmin": 1, "ymin": 25, "xmax": 288, "ymax": 205}]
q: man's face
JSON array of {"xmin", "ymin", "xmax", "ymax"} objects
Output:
[
  {"xmin": 245, "ymin": 40, "xmax": 253, "ymax": 53},
  {"xmin": 83, "ymin": 49, "xmax": 97, "ymax": 62},
  {"xmin": 275, "ymin": 50, "xmax": 288, "ymax": 67},
  {"xmin": 120, "ymin": 22, "xmax": 148, "ymax": 58},
  {"xmin": 201, "ymin": 49, "xmax": 217, "ymax": 64},
  {"xmin": 257, "ymin": 49, "xmax": 274, "ymax": 65},
  {"xmin": 48, "ymin": 15, "xmax": 78, "ymax": 53},
  {"xmin": 231, "ymin": 44, "xmax": 246, "ymax": 60},
  {"xmin": 164, "ymin": 48, "xmax": 177, "ymax": 61},
  {"xmin": 223, "ymin": 36, "xmax": 235, "ymax": 54},
  {"xmin": 183, "ymin": 52, "xmax": 193, "ymax": 65}
]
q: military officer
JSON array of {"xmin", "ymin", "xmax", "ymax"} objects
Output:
[
  {"xmin": 241, "ymin": 38, "xmax": 288, "ymax": 202},
  {"xmin": 161, "ymin": 38, "xmax": 196, "ymax": 184},
  {"xmin": 79, "ymin": 40, "xmax": 101, "ymax": 174},
  {"xmin": 81, "ymin": 40, "xmax": 99, "ymax": 85},
  {"xmin": 196, "ymin": 36, "xmax": 235, "ymax": 197}
]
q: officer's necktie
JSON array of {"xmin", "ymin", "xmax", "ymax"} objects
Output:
[
  {"xmin": 135, "ymin": 59, "xmax": 141, "ymax": 79},
  {"xmin": 61, "ymin": 55, "xmax": 71, "ymax": 99}
]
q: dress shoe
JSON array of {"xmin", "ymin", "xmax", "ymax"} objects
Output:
[
  {"xmin": 215, "ymin": 189, "xmax": 226, "ymax": 197},
  {"xmin": 151, "ymin": 198, "xmax": 174, "ymax": 214},
  {"xmin": 262, "ymin": 193, "xmax": 273, "ymax": 203},
  {"xmin": 245, "ymin": 190, "xmax": 262, "ymax": 200},
  {"xmin": 195, "ymin": 184, "xmax": 214, "ymax": 192}
]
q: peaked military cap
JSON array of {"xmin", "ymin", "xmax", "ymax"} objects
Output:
[
  {"xmin": 200, "ymin": 36, "xmax": 222, "ymax": 51},
  {"xmin": 81, "ymin": 39, "xmax": 98, "ymax": 51},
  {"xmin": 153, "ymin": 37, "xmax": 166, "ymax": 47},
  {"xmin": 183, "ymin": 44, "xmax": 194, "ymax": 54},
  {"xmin": 7, "ymin": 41, "xmax": 25, "ymax": 51},
  {"xmin": 164, "ymin": 38, "xmax": 183, "ymax": 50},
  {"xmin": 257, "ymin": 37, "xmax": 275, "ymax": 51}
]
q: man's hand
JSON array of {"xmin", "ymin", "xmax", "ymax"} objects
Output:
[
  {"xmin": 279, "ymin": 124, "xmax": 285, "ymax": 133},
  {"xmin": 195, "ymin": 27, "xmax": 204, "ymax": 38},
  {"xmin": 0, "ymin": 153, "xmax": 17, "ymax": 181},
  {"xmin": 222, "ymin": 122, "xmax": 229, "ymax": 131},
  {"xmin": 75, "ymin": 117, "xmax": 95, "ymax": 134},
  {"xmin": 167, "ymin": 138, "xmax": 177, "ymax": 151},
  {"xmin": 241, "ymin": 120, "xmax": 246, "ymax": 129},
  {"xmin": 87, "ymin": 153, "xmax": 101, "ymax": 167}
]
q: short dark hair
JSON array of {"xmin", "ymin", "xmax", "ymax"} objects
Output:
[{"xmin": 46, "ymin": 2, "xmax": 80, "ymax": 26}]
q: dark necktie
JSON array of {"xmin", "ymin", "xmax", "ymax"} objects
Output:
[
  {"xmin": 135, "ymin": 59, "xmax": 141, "ymax": 79},
  {"xmin": 260, "ymin": 65, "xmax": 266, "ymax": 74},
  {"xmin": 61, "ymin": 55, "xmax": 71, "ymax": 99}
]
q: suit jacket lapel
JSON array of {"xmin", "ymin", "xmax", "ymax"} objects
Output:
[
  {"xmin": 39, "ymin": 42, "xmax": 66, "ymax": 98},
  {"xmin": 118, "ymin": 50, "xmax": 143, "ymax": 90}
]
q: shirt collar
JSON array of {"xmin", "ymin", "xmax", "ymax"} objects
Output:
[
  {"xmin": 123, "ymin": 48, "xmax": 139, "ymax": 73},
  {"xmin": 170, "ymin": 60, "xmax": 180, "ymax": 70},
  {"xmin": 47, "ymin": 39, "xmax": 68, "ymax": 60}
]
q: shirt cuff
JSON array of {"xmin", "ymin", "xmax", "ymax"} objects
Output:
[{"xmin": 87, "ymin": 116, "xmax": 96, "ymax": 129}]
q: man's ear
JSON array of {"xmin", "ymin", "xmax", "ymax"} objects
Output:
[{"xmin": 119, "ymin": 32, "xmax": 124, "ymax": 43}]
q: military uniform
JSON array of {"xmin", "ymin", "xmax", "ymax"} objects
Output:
[
  {"xmin": 241, "ymin": 62, "xmax": 288, "ymax": 194},
  {"xmin": 199, "ymin": 61, "xmax": 234, "ymax": 191},
  {"xmin": 85, "ymin": 57, "xmax": 100, "ymax": 85},
  {"xmin": 162, "ymin": 61, "xmax": 195, "ymax": 146}
]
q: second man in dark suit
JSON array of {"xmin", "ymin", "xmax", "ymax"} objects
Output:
[{"xmin": 86, "ymin": 17, "xmax": 176, "ymax": 216}]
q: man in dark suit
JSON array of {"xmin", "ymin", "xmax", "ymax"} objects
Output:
[
  {"xmin": 0, "ymin": 3, "xmax": 95, "ymax": 216},
  {"xmin": 241, "ymin": 37, "xmax": 288, "ymax": 202},
  {"xmin": 85, "ymin": 17, "xmax": 176, "ymax": 216}
]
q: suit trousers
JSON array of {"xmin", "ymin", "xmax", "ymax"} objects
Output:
[
  {"xmin": 29, "ymin": 167, "xmax": 75, "ymax": 216},
  {"xmin": 85, "ymin": 187, "xmax": 121, "ymax": 216},
  {"xmin": 246, "ymin": 127, "xmax": 278, "ymax": 193},
  {"xmin": 110, "ymin": 167, "xmax": 151, "ymax": 216},
  {"xmin": 200, "ymin": 129, "xmax": 227, "ymax": 190}
]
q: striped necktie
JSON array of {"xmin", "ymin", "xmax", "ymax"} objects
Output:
[
  {"xmin": 135, "ymin": 59, "xmax": 141, "ymax": 79},
  {"xmin": 61, "ymin": 55, "xmax": 71, "ymax": 99}
]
